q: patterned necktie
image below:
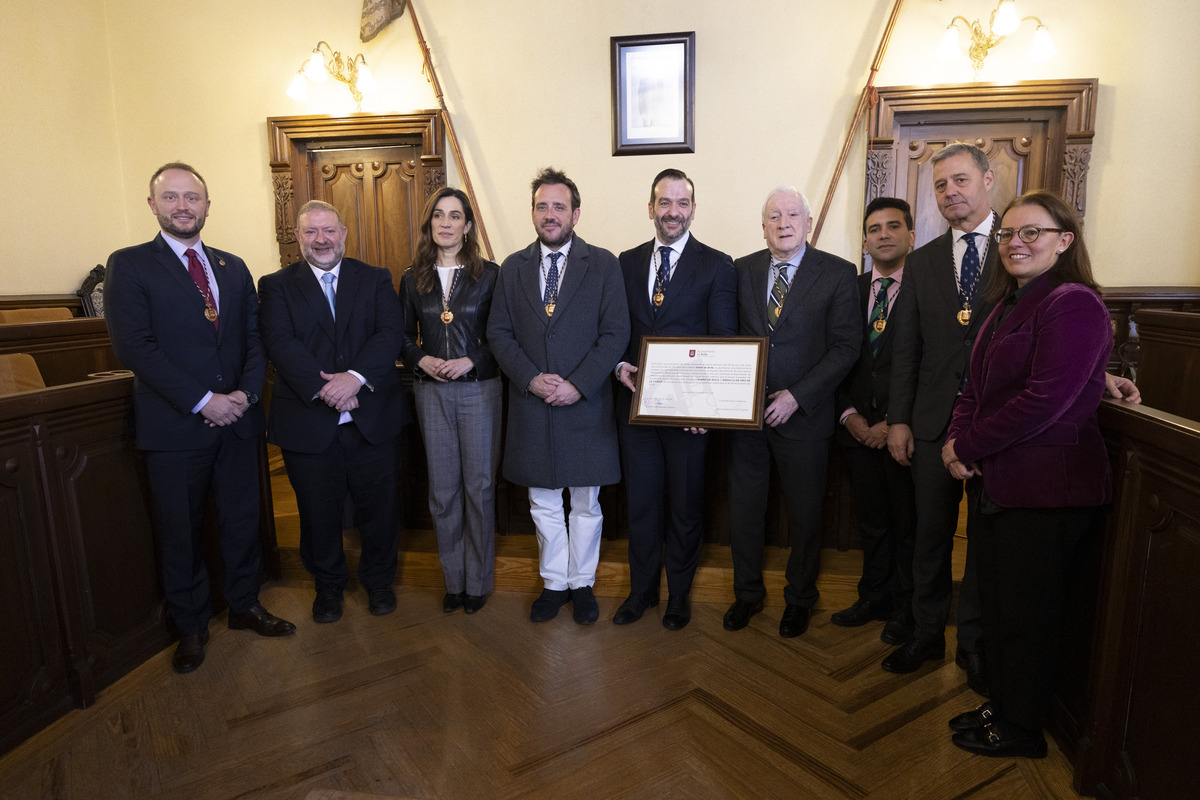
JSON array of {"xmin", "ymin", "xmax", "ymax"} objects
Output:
[
  {"xmin": 767, "ymin": 262, "xmax": 791, "ymax": 330},
  {"xmin": 959, "ymin": 233, "xmax": 980, "ymax": 306},
  {"xmin": 321, "ymin": 272, "xmax": 336, "ymax": 319},
  {"xmin": 869, "ymin": 277, "xmax": 893, "ymax": 355},
  {"xmin": 544, "ymin": 252, "xmax": 561, "ymax": 316},
  {"xmin": 653, "ymin": 245, "xmax": 672, "ymax": 312},
  {"xmin": 185, "ymin": 247, "xmax": 217, "ymax": 330}
]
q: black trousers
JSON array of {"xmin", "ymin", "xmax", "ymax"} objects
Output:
[
  {"xmin": 282, "ymin": 423, "xmax": 400, "ymax": 593},
  {"xmin": 618, "ymin": 420, "xmax": 710, "ymax": 598},
  {"xmin": 842, "ymin": 440, "xmax": 916, "ymax": 611},
  {"xmin": 729, "ymin": 428, "xmax": 829, "ymax": 607},
  {"xmin": 975, "ymin": 504, "xmax": 1102, "ymax": 731}
]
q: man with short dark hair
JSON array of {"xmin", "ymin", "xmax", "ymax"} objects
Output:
[
  {"xmin": 830, "ymin": 197, "xmax": 917, "ymax": 633},
  {"xmin": 488, "ymin": 168, "xmax": 630, "ymax": 625},
  {"xmin": 612, "ymin": 168, "xmax": 737, "ymax": 630},
  {"xmin": 258, "ymin": 200, "xmax": 407, "ymax": 624},
  {"xmin": 106, "ymin": 162, "xmax": 295, "ymax": 674}
]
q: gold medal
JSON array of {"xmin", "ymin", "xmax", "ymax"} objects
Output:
[
  {"xmin": 957, "ymin": 308, "xmax": 971, "ymax": 326},
  {"xmin": 653, "ymin": 292, "xmax": 664, "ymax": 307},
  {"xmin": 545, "ymin": 303, "xmax": 555, "ymax": 317},
  {"xmin": 873, "ymin": 319, "xmax": 886, "ymax": 333},
  {"xmin": 440, "ymin": 310, "xmax": 454, "ymax": 324},
  {"xmin": 204, "ymin": 307, "xmax": 218, "ymax": 322}
]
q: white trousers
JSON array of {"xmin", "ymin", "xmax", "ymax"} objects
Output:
[{"xmin": 528, "ymin": 486, "xmax": 603, "ymax": 590}]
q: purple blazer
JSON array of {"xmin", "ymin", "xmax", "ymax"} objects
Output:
[{"xmin": 947, "ymin": 277, "xmax": 1112, "ymax": 508}]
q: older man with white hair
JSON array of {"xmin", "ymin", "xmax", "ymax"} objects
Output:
[{"xmin": 724, "ymin": 186, "xmax": 861, "ymax": 638}]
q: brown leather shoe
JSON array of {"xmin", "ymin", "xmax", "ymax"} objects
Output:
[
  {"xmin": 228, "ymin": 603, "xmax": 296, "ymax": 637},
  {"xmin": 172, "ymin": 631, "xmax": 209, "ymax": 674}
]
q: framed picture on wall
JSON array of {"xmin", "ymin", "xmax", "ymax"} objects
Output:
[{"xmin": 610, "ymin": 32, "xmax": 695, "ymax": 156}]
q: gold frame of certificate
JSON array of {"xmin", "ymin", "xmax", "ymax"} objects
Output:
[{"xmin": 629, "ymin": 336, "xmax": 768, "ymax": 430}]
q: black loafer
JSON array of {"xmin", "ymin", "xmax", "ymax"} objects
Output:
[
  {"xmin": 956, "ymin": 648, "xmax": 991, "ymax": 697},
  {"xmin": 228, "ymin": 603, "xmax": 297, "ymax": 637},
  {"xmin": 571, "ymin": 586, "xmax": 599, "ymax": 625},
  {"xmin": 612, "ymin": 593, "xmax": 659, "ymax": 625},
  {"xmin": 661, "ymin": 595, "xmax": 690, "ymax": 630},
  {"xmin": 530, "ymin": 588, "xmax": 570, "ymax": 622},
  {"xmin": 949, "ymin": 701, "xmax": 998, "ymax": 732},
  {"xmin": 723, "ymin": 598, "xmax": 765, "ymax": 631},
  {"xmin": 951, "ymin": 722, "xmax": 1047, "ymax": 759},
  {"xmin": 368, "ymin": 587, "xmax": 397, "ymax": 616},
  {"xmin": 463, "ymin": 594, "xmax": 487, "ymax": 614},
  {"xmin": 443, "ymin": 592, "xmax": 466, "ymax": 613},
  {"xmin": 172, "ymin": 631, "xmax": 210, "ymax": 674},
  {"xmin": 830, "ymin": 598, "xmax": 892, "ymax": 628},
  {"xmin": 881, "ymin": 634, "xmax": 945, "ymax": 673},
  {"xmin": 312, "ymin": 589, "xmax": 344, "ymax": 623},
  {"xmin": 881, "ymin": 609, "xmax": 915, "ymax": 646},
  {"xmin": 779, "ymin": 604, "xmax": 810, "ymax": 638}
]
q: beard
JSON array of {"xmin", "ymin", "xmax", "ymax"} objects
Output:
[
  {"xmin": 537, "ymin": 220, "xmax": 574, "ymax": 249},
  {"xmin": 158, "ymin": 211, "xmax": 205, "ymax": 240},
  {"xmin": 654, "ymin": 213, "xmax": 692, "ymax": 245},
  {"xmin": 301, "ymin": 242, "xmax": 346, "ymax": 271}
]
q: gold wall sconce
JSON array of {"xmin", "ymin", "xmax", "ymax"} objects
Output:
[
  {"xmin": 937, "ymin": 0, "xmax": 1056, "ymax": 78},
  {"xmin": 286, "ymin": 41, "xmax": 376, "ymax": 111}
]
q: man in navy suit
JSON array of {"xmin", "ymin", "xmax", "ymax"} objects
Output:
[
  {"xmin": 724, "ymin": 186, "xmax": 861, "ymax": 638},
  {"xmin": 612, "ymin": 169, "xmax": 737, "ymax": 630},
  {"xmin": 258, "ymin": 201, "xmax": 406, "ymax": 624},
  {"xmin": 830, "ymin": 198, "xmax": 917, "ymax": 635},
  {"xmin": 106, "ymin": 162, "xmax": 295, "ymax": 675}
]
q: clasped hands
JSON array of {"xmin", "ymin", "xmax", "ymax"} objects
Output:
[
  {"xmin": 941, "ymin": 437, "xmax": 980, "ymax": 481},
  {"xmin": 418, "ymin": 355, "xmax": 475, "ymax": 383},
  {"xmin": 200, "ymin": 390, "xmax": 250, "ymax": 427},
  {"xmin": 530, "ymin": 372, "xmax": 581, "ymax": 407},
  {"xmin": 317, "ymin": 370, "xmax": 362, "ymax": 413}
]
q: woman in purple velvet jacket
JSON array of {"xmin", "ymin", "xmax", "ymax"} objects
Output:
[{"xmin": 941, "ymin": 190, "xmax": 1112, "ymax": 760}]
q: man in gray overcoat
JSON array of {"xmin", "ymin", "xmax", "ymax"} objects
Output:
[{"xmin": 488, "ymin": 167, "xmax": 630, "ymax": 625}]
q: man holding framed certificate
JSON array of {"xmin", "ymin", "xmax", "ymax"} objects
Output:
[{"xmin": 613, "ymin": 169, "xmax": 737, "ymax": 630}]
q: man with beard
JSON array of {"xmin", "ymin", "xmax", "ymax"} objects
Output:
[
  {"xmin": 258, "ymin": 200, "xmax": 407, "ymax": 623},
  {"xmin": 488, "ymin": 167, "xmax": 629, "ymax": 625},
  {"xmin": 106, "ymin": 162, "xmax": 295, "ymax": 674},
  {"xmin": 611, "ymin": 168, "xmax": 736, "ymax": 630}
]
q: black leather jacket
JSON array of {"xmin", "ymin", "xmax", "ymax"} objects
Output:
[{"xmin": 398, "ymin": 262, "xmax": 499, "ymax": 381}]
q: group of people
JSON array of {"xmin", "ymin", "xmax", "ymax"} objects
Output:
[{"xmin": 105, "ymin": 148, "xmax": 1135, "ymax": 762}]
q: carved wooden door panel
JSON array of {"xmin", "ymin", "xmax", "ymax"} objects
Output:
[{"xmin": 309, "ymin": 145, "xmax": 422, "ymax": 288}]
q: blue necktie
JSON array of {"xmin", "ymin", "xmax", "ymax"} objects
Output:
[
  {"xmin": 544, "ymin": 252, "xmax": 561, "ymax": 310},
  {"xmin": 653, "ymin": 245, "xmax": 672, "ymax": 312},
  {"xmin": 959, "ymin": 233, "xmax": 980, "ymax": 307},
  {"xmin": 321, "ymin": 272, "xmax": 336, "ymax": 319}
]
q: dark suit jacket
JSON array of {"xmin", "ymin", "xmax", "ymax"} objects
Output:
[
  {"xmin": 617, "ymin": 235, "xmax": 737, "ymax": 418},
  {"xmin": 106, "ymin": 233, "xmax": 266, "ymax": 451},
  {"xmin": 948, "ymin": 277, "xmax": 1112, "ymax": 508},
  {"xmin": 888, "ymin": 225, "xmax": 999, "ymax": 442},
  {"xmin": 734, "ymin": 245, "xmax": 861, "ymax": 440},
  {"xmin": 836, "ymin": 272, "xmax": 899, "ymax": 430},
  {"xmin": 257, "ymin": 257, "xmax": 407, "ymax": 454}
]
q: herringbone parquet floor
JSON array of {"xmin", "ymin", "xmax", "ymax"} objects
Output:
[{"xmin": 0, "ymin": 575, "xmax": 1080, "ymax": 799}]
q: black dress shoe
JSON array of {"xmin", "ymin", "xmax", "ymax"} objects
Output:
[
  {"xmin": 779, "ymin": 604, "xmax": 810, "ymax": 638},
  {"xmin": 228, "ymin": 603, "xmax": 297, "ymax": 637},
  {"xmin": 571, "ymin": 586, "xmax": 599, "ymax": 625},
  {"xmin": 949, "ymin": 701, "xmax": 997, "ymax": 732},
  {"xmin": 662, "ymin": 595, "xmax": 690, "ymax": 631},
  {"xmin": 172, "ymin": 631, "xmax": 209, "ymax": 674},
  {"xmin": 312, "ymin": 589, "xmax": 343, "ymax": 623},
  {"xmin": 956, "ymin": 648, "xmax": 991, "ymax": 697},
  {"xmin": 951, "ymin": 722, "xmax": 1047, "ymax": 759},
  {"xmin": 881, "ymin": 634, "xmax": 945, "ymax": 673},
  {"xmin": 463, "ymin": 594, "xmax": 487, "ymax": 614},
  {"xmin": 530, "ymin": 588, "xmax": 570, "ymax": 622},
  {"xmin": 368, "ymin": 587, "xmax": 397, "ymax": 616},
  {"xmin": 831, "ymin": 598, "xmax": 892, "ymax": 628},
  {"xmin": 880, "ymin": 610, "xmax": 914, "ymax": 646},
  {"xmin": 443, "ymin": 592, "xmax": 466, "ymax": 613},
  {"xmin": 723, "ymin": 597, "xmax": 765, "ymax": 631},
  {"xmin": 612, "ymin": 593, "xmax": 659, "ymax": 625}
]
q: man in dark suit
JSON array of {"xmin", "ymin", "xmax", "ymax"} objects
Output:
[
  {"xmin": 487, "ymin": 167, "xmax": 629, "ymax": 626},
  {"xmin": 724, "ymin": 186, "xmax": 861, "ymax": 638},
  {"xmin": 884, "ymin": 143, "xmax": 998, "ymax": 680},
  {"xmin": 612, "ymin": 168, "xmax": 737, "ymax": 630},
  {"xmin": 106, "ymin": 162, "xmax": 295, "ymax": 675},
  {"xmin": 258, "ymin": 200, "xmax": 406, "ymax": 624},
  {"xmin": 831, "ymin": 198, "xmax": 917, "ymax": 634}
]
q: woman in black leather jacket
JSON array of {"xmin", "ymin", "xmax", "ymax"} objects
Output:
[{"xmin": 399, "ymin": 187, "xmax": 501, "ymax": 614}]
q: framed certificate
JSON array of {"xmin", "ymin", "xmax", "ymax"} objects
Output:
[{"xmin": 629, "ymin": 336, "xmax": 768, "ymax": 430}]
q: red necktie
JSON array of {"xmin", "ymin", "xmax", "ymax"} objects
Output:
[{"xmin": 185, "ymin": 247, "xmax": 218, "ymax": 330}]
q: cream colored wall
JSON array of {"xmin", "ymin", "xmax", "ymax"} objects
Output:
[{"xmin": 2, "ymin": 0, "xmax": 1197, "ymax": 293}]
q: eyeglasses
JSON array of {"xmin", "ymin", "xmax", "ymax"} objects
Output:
[{"xmin": 994, "ymin": 225, "xmax": 1065, "ymax": 244}]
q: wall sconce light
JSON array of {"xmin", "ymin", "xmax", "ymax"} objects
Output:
[
  {"xmin": 937, "ymin": 1, "xmax": 1056, "ymax": 78},
  {"xmin": 286, "ymin": 41, "xmax": 376, "ymax": 111}
]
